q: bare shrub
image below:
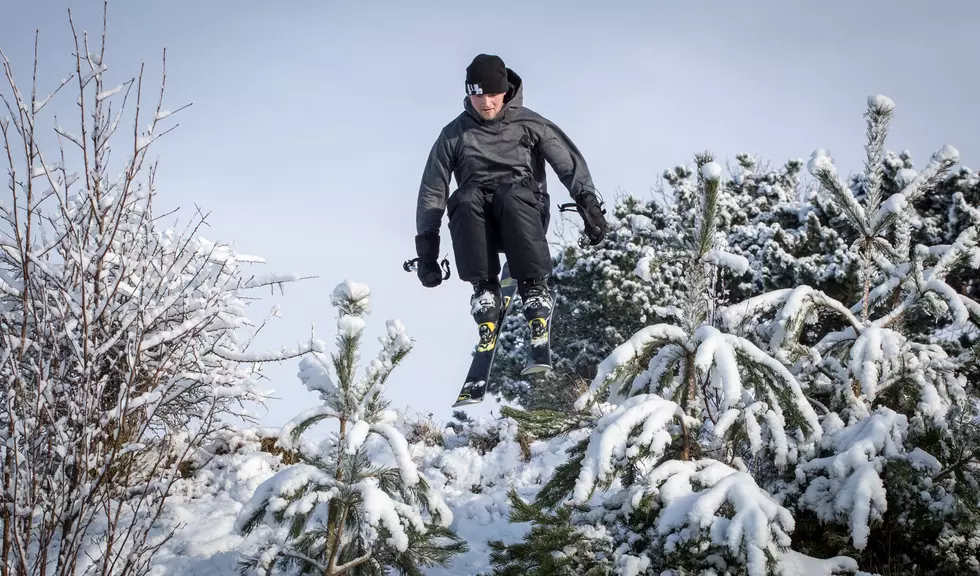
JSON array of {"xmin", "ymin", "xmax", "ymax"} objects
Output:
[{"xmin": 0, "ymin": 5, "xmax": 311, "ymax": 575}]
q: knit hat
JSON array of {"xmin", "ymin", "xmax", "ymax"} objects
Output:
[{"xmin": 465, "ymin": 54, "xmax": 509, "ymax": 95}]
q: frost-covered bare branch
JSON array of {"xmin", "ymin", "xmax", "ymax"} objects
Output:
[{"xmin": 0, "ymin": 7, "xmax": 307, "ymax": 575}]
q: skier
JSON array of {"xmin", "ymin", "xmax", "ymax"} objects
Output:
[{"xmin": 413, "ymin": 53, "xmax": 607, "ymax": 334}]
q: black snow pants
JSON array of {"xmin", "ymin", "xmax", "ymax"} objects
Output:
[{"xmin": 447, "ymin": 182, "xmax": 552, "ymax": 284}]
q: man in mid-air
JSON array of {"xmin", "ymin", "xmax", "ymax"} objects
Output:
[{"xmin": 414, "ymin": 53, "xmax": 607, "ymax": 345}]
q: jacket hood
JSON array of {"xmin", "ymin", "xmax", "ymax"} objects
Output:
[{"xmin": 463, "ymin": 67, "xmax": 523, "ymax": 123}]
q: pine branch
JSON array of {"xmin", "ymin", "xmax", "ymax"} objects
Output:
[
  {"xmin": 281, "ymin": 548, "xmax": 329, "ymax": 572},
  {"xmin": 499, "ymin": 406, "xmax": 577, "ymax": 439},
  {"xmin": 863, "ymin": 95, "xmax": 895, "ymax": 217}
]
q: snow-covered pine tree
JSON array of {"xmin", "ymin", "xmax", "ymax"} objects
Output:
[
  {"xmin": 0, "ymin": 11, "xmax": 311, "ymax": 575},
  {"xmin": 572, "ymin": 155, "xmax": 823, "ymax": 471},
  {"xmin": 234, "ymin": 281, "xmax": 466, "ymax": 575},
  {"xmin": 494, "ymin": 155, "xmax": 859, "ymax": 575},
  {"xmin": 722, "ymin": 96, "xmax": 980, "ymax": 574},
  {"xmin": 746, "ymin": 95, "xmax": 980, "ymax": 575}
]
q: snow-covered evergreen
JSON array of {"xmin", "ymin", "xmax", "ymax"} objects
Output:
[{"xmin": 234, "ymin": 282, "xmax": 466, "ymax": 575}]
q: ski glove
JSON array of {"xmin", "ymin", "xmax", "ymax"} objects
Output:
[
  {"xmin": 576, "ymin": 192, "xmax": 607, "ymax": 245},
  {"xmin": 414, "ymin": 231, "xmax": 444, "ymax": 288}
]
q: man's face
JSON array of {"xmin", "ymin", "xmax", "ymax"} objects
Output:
[{"xmin": 469, "ymin": 93, "xmax": 506, "ymax": 120}]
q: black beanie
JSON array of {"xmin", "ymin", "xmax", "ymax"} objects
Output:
[{"xmin": 465, "ymin": 54, "xmax": 509, "ymax": 95}]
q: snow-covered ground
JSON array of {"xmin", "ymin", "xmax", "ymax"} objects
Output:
[{"xmin": 148, "ymin": 416, "xmax": 581, "ymax": 575}]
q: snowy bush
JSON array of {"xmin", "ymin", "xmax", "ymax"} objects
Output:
[
  {"xmin": 0, "ymin": 11, "xmax": 310, "ymax": 576},
  {"xmin": 234, "ymin": 282, "xmax": 466, "ymax": 575}
]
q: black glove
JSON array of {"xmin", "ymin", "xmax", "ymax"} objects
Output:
[
  {"xmin": 414, "ymin": 231, "xmax": 443, "ymax": 287},
  {"xmin": 576, "ymin": 192, "xmax": 607, "ymax": 245}
]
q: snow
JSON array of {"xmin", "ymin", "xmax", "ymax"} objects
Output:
[
  {"xmin": 372, "ymin": 421, "xmax": 422, "ymax": 486},
  {"xmin": 136, "ymin": 133, "xmax": 160, "ymax": 151},
  {"xmin": 713, "ymin": 408, "xmax": 742, "ymax": 438},
  {"xmin": 895, "ymin": 168, "xmax": 918, "ymax": 186},
  {"xmin": 628, "ymin": 342, "xmax": 685, "ymax": 396},
  {"xmin": 702, "ymin": 161, "xmax": 723, "ymax": 181},
  {"xmin": 250, "ymin": 465, "xmax": 332, "ymax": 522},
  {"xmin": 807, "ymin": 149, "xmax": 836, "ymax": 176},
  {"xmin": 211, "ymin": 338, "xmax": 323, "ymax": 362},
  {"xmin": 719, "ymin": 288, "xmax": 793, "ymax": 330},
  {"xmin": 693, "ymin": 325, "xmax": 743, "ymax": 410},
  {"xmin": 96, "ymin": 84, "xmax": 124, "ymax": 102},
  {"xmin": 296, "ymin": 352, "xmax": 336, "ymax": 395},
  {"xmin": 703, "ymin": 248, "xmax": 750, "ymax": 274},
  {"xmin": 32, "ymin": 77, "xmax": 72, "ymax": 113},
  {"xmin": 572, "ymin": 394, "xmax": 683, "ymax": 504},
  {"xmin": 143, "ymin": 414, "xmax": 584, "ymax": 576},
  {"xmin": 925, "ymin": 278, "xmax": 970, "ymax": 326},
  {"xmin": 647, "ymin": 459, "xmax": 796, "ymax": 576},
  {"xmin": 357, "ymin": 478, "xmax": 413, "ymax": 551},
  {"xmin": 777, "ymin": 551, "xmax": 860, "ymax": 576},
  {"xmin": 242, "ymin": 272, "xmax": 303, "ymax": 288},
  {"xmin": 936, "ymin": 143, "xmax": 960, "ymax": 163},
  {"xmin": 899, "ymin": 144, "xmax": 961, "ymax": 204},
  {"xmin": 615, "ymin": 554, "xmax": 651, "ymax": 575},
  {"xmin": 906, "ymin": 447, "xmax": 942, "ymax": 474},
  {"xmin": 29, "ymin": 163, "xmax": 56, "ymax": 178},
  {"xmin": 277, "ymin": 405, "xmax": 339, "ymax": 451},
  {"xmin": 634, "ymin": 254, "xmax": 656, "ymax": 282},
  {"xmin": 331, "ymin": 279, "xmax": 371, "ymax": 306},
  {"xmin": 337, "ymin": 313, "xmax": 367, "ymax": 337},
  {"xmin": 867, "ymin": 94, "xmax": 896, "ymax": 113},
  {"xmin": 576, "ymin": 323, "xmax": 688, "ymax": 409},
  {"xmin": 345, "ymin": 419, "xmax": 371, "ymax": 453},
  {"xmin": 151, "ymin": 434, "xmax": 283, "ymax": 574},
  {"xmin": 847, "ymin": 326, "xmax": 903, "ymax": 400},
  {"xmin": 628, "ymin": 213, "xmax": 654, "ymax": 233},
  {"xmin": 797, "ymin": 407, "xmax": 909, "ymax": 550},
  {"xmin": 879, "ymin": 192, "xmax": 907, "ymax": 215}
]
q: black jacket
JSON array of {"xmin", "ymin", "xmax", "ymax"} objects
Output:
[{"xmin": 416, "ymin": 67, "xmax": 596, "ymax": 235}]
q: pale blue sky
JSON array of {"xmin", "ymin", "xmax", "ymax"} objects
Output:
[{"xmin": 3, "ymin": 1, "xmax": 979, "ymax": 427}]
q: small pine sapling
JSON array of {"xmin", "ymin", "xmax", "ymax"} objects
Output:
[
  {"xmin": 234, "ymin": 282, "xmax": 466, "ymax": 575},
  {"xmin": 761, "ymin": 95, "xmax": 980, "ymax": 573}
]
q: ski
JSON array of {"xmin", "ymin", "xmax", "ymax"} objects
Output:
[
  {"xmin": 453, "ymin": 264, "xmax": 518, "ymax": 407},
  {"xmin": 520, "ymin": 288, "xmax": 557, "ymax": 376}
]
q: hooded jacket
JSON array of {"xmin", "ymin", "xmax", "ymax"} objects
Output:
[{"xmin": 416, "ymin": 67, "xmax": 596, "ymax": 235}]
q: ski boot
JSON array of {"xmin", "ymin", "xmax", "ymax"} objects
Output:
[
  {"xmin": 519, "ymin": 277, "xmax": 555, "ymax": 375},
  {"xmin": 470, "ymin": 281, "xmax": 502, "ymax": 353}
]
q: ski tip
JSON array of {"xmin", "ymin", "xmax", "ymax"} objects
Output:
[
  {"xmin": 453, "ymin": 381, "xmax": 487, "ymax": 407},
  {"xmin": 521, "ymin": 364, "xmax": 552, "ymax": 376},
  {"xmin": 452, "ymin": 397, "xmax": 483, "ymax": 407}
]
